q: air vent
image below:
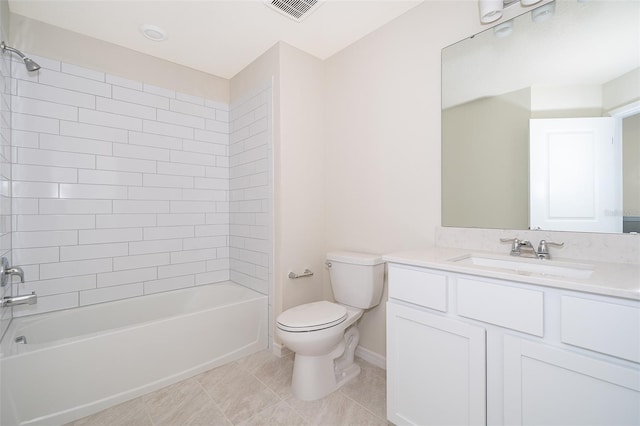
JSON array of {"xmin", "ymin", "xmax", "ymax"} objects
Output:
[{"xmin": 265, "ymin": 0, "xmax": 322, "ymax": 22}]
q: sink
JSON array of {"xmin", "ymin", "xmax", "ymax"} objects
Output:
[{"xmin": 449, "ymin": 254, "xmax": 594, "ymax": 279}]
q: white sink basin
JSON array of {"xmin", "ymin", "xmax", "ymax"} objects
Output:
[{"xmin": 449, "ymin": 254, "xmax": 594, "ymax": 279}]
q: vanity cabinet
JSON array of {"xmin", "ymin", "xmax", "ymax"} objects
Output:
[
  {"xmin": 387, "ymin": 302, "xmax": 486, "ymax": 425},
  {"xmin": 503, "ymin": 335, "xmax": 640, "ymax": 426},
  {"xmin": 386, "ymin": 263, "xmax": 640, "ymax": 426}
]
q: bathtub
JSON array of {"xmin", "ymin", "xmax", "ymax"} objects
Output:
[{"xmin": 0, "ymin": 281, "xmax": 268, "ymax": 426}]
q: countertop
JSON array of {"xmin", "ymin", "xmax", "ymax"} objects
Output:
[{"xmin": 384, "ymin": 247, "xmax": 640, "ymax": 301}]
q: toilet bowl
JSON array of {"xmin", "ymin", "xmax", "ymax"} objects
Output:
[{"xmin": 276, "ymin": 252, "xmax": 384, "ymax": 401}]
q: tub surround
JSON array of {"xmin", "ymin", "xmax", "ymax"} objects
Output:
[
  {"xmin": 9, "ymin": 52, "xmax": 273, "ymax": 320},
  {"xmin": 10, "ymin": 52, "xmax": 231, "ymax": 316}
]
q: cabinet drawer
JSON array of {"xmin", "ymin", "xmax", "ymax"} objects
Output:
[
  {"xmin": 457, "ymin": 277, "xmax": 544, "ymax": 336},
  {"xmin": 388, "ymin": 264, "xmax": 448, "ymax": 312},
  {"xmin": 561, "ymin": 296, "xmax": 640, "ymax": 363}
]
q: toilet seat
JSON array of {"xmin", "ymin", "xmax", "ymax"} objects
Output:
[{"xmin": 277, "ymin": 301, "xmax": 347, "ymax": 332}]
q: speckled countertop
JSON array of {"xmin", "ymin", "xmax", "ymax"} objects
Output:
[{"xmin": 384, "ymin": 247, "xmax": 640, "ymax": 301}]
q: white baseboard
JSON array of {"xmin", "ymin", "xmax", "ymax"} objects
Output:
[
  {"xmin": 355, "ymin": 346, "xmax": 386, "ymax": 370},
  {"xmin": 271, "ymin": 341, "xmax": 291, "ymax": 358}
]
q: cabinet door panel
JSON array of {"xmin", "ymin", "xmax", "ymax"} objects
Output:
[
  {"xmin": 504, "ymin": 335, "xmax": 640, "ymax": 425},
  {"xmin": 387, "ymin": 302, "xmax": 486, "ymax": 425}
]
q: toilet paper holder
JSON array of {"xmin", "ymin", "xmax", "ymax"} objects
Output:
[{"xmin": 288, "ymin": 269, "xmax": 314, "ymax": 279}]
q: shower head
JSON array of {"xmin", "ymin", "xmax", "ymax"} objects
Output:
[
  {"xmin": 1, "ymin": 41, "xmax": 41, "ymax": 72},
  {"xmin": 22, "ymin": 57, "xmax": 41, "ymax": 72}
]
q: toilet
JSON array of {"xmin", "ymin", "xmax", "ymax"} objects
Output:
[{"xmin": 276, "ymin": 251, "xmax": 385, "ymax": 401}]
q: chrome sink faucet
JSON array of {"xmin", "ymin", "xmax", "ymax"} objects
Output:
[{"xmin": 500, "ymin": 238, "xmax": 564, "ymax": 260}]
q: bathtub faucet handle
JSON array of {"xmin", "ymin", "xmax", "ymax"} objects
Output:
[{"xmin": 0, "ymin": 257, "xmax": 25, "ymax": 286}]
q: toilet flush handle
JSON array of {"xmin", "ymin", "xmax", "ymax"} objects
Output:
[{"xmin": 325, "ymin": 261, "xmax": 332, "ymax": 268}]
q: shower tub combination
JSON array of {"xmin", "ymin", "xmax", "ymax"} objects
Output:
[{"xmin": 0, "ymin": 281, "xmax": 268, "ymax": 426}]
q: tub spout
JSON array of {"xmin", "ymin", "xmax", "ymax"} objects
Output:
[{"xmin": 1, "ymin": 292, "xmax": 37, "ymax": 308}]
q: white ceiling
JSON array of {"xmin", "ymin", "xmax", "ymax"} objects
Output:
[{"xmin": 8, "ymin": 0, "xmax": 423, "ymax": 79}]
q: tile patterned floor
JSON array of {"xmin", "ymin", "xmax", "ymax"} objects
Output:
[{"xmin": 69, "ymin": 351, "xmax": 388, "ymax": 425}]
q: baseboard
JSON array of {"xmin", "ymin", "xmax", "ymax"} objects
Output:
[
  {"xmin": 271, "ymin": 341, "xmax": 291, "ymax": 358},
  {"xmin": 355, "ymin": 346, "xmax": 386, "ymax": 370}
]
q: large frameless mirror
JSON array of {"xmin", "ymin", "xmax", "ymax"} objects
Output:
[{"xmin": 441, "ymin": 0, "xmax": 640, "ymax": 233}]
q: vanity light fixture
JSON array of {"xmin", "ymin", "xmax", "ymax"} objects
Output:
[
  {"xmin": 140, "ymin": 24, "xmax": 167, "ymax": 41},
  {"xmin": 531, "ymin": 2, "xmax": 556, "ymax": 22},
  {"xmin": 479, "ymin": 0, "xmax": 543, "ymax": 24},
  {"xmin": 493, "ymin": 20, "xmax": 514, "ymax": 37},
  {"xmin": 479, "ymin": 0, "xmax": 504, "ymax": 24}
]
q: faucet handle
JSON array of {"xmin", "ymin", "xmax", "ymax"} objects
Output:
[
  {"xmin": 537, "ymin": 240, "xmax": 564, "ymax": 258},
  {"xmin": 500, "ymin": 238, "xmax": 521, "ymax": 256},
  {"xmin": 0, "ymin": 257, "xmax": 25, "ymax": 286}
]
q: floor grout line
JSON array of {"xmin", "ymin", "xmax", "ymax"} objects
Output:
[{"xmin": 195, "ymin": 377, "xmax": 234, "ymax": 426}]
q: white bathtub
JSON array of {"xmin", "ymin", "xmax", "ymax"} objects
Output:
[{"xmin": 0, "ymin": 281, "xmax": 268, "ymax": 426}]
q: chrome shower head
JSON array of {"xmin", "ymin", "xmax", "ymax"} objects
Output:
[
  {"xmin": 1, "ymin": 41, "xmax": 41, "ymax": 72},
  {"xmin": 22, "ymin": 57, "xmax": 41, "ymax": 72}
]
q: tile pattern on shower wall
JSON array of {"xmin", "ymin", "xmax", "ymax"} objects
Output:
[
  {"xmin": 0, "ymin": 32, "xmax": 12, "ymax": 336},
  {"xmin": 229, "ymin": 83, "xmax": 273, "ymax": 341},
  {"xmin": 9, "ymin": 54, "xmax": 230, "ymax": 317}
]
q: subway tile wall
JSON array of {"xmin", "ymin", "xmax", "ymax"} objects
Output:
[
  {"xmin": 0, "ymin": 34, "xmax": 12, "ymax": 336},
  {"xmin": 229, "ymin": 83, "xmax": 273, "ymax": 342},
  {"xmin": 9, "ymin": 54, "xmax": 235, "ymax": 317}
]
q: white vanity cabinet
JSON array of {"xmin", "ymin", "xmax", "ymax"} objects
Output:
[
  {"xmin": 386, "ymin": 262, "xmax": 640, "ymax": 426},
  {"xmin": 387, "ymin": 302, "xmax": 486, "ymax": 425}
]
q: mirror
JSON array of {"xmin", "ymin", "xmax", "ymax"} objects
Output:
[{"xmin": 441, "ymin": 0, "xmax": 640, "ymax": 233}]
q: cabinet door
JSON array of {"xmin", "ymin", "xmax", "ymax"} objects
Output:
[
  {"xmin": 387, "ymin": 302, "xmax": 486, "ymax": 425},
  {"xmin": 504, "ymin": 335, "xmax": 640, "ymax": 425}
]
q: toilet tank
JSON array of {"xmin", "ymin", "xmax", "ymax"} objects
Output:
[{"xmin": 327, "ymin": 251, "xmax": 385, "ymax": 309}]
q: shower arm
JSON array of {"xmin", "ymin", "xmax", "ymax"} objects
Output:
[
  {"xmin": 0, "ymin": 41, "xmax": 40, "ymax": 71},
  {"xmin": 1, "ymin": 41, "xmax": 26, "ymax": 59}
]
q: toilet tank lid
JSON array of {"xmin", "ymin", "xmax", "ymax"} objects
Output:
[{"xmin": 326, "ymin": 251, "xmax": 384, "ymax": 266}]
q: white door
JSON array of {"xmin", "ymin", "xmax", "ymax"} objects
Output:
[
  {"xmin": 529, "ymin": 118, "xmax": 621, "ymax": 232},
  {"xmin": 387, "ymin": 302, "xmax": 486, "ymax": 426},
  {"xmin": 503, "ymin": 335, "xmax": 640, "ymax": 425}
]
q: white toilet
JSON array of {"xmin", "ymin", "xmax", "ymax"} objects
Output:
[{"xmin": 276, "ymin": 251, "xmax": 384, "ymax": 401}]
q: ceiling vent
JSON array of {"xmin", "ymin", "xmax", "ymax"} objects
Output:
[{"xmin": 265, "ymin": 0, "xmax": 322, "ymax": 22}]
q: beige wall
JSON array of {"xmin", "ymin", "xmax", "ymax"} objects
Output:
[
  {"xmin": 623, "ymin": 114, "xmax": 640, "ymax": 217},
  {"xmin": 10, "ymin": 14, "xmax": 229, "ymax": 103},
  {"xmin": 323, "ymin": 1, "xmax": 487, "ymax": 356},
  {"xmin": 1, "ymin": 0, "xmax": 8, "ymax": 39},
  {"xmin": 442, "ymin": 89, "xmax": 530, "ymax": 230},
  {"xmin": 230, "ymin": 42, "xmax": 326, "ymax": 344},
  {"xmin": 277, "ymin": 43, "xmax": 326, "ymax": 313}
]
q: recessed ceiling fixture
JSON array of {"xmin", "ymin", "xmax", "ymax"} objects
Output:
[
  {"xmin": 265, "ymin": 0, "xmax": 322, "ymax": 22},
  {"xmin": 140, "ymin": 24, "xmax": 167, "ymax": 41}
]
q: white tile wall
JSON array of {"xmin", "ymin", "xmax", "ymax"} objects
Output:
[
  {"xmin": 0, "ymin": 29, "xmax": 12, "ymax": 338},
  {"xmin": 10, "ymin": 56, "xmax": 233, "ymax": 317},
  {"xmin": 229, "ymin": 82, "xmax": 273, "ymax": 344}
]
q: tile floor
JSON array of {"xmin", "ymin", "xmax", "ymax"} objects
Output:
[{"xmin": 69, "ymin": 351, "xmax": 388, "ymax": 425}]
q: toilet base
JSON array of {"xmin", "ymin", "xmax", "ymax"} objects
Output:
[
  {"xmin": 290, "ymin": 353, "xmax": 362, "ymax": 401},
  {"xmin": 290, "ymin": 326, "xmax": 361, "ymax": 401}
]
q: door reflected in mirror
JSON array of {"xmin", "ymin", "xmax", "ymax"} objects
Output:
[{"xmin": 441, "ymin": 0, "xmax": 640, "ymax": 233}]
